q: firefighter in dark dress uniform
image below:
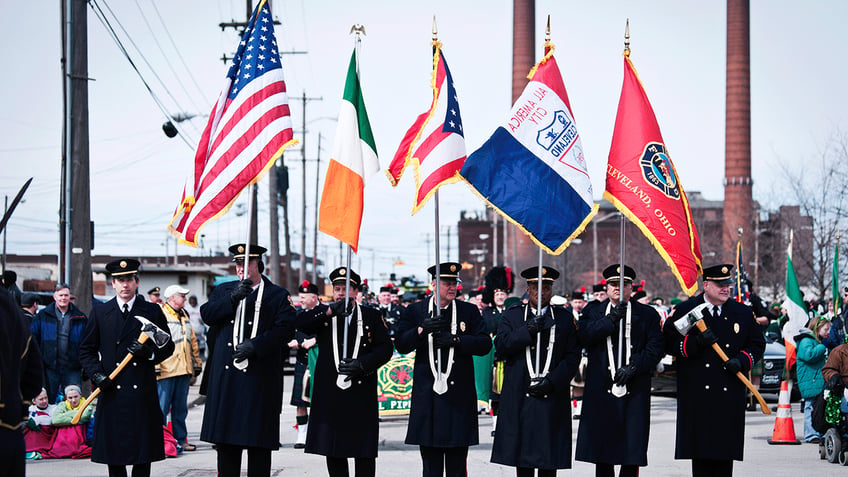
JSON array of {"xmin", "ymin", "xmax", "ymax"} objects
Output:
[
  {"xmin": 663, "ymin": 264, "xmax": 765, "ymax": 477},
  {"xmin": 395, "ymin": 262, "xmax": 492, "ymax": 477},
  {"xmin": 575, "ymin": 265, "xmax": 664, "ymax": 477},
  {"xmin": 291, "ymin": 280, "xmax": 319, "ymax": 449},
  {"xmin": 490, "ymin": 266, "xmax": 580, "ymax": 476},
  {"xmin": 199, "ymin": 244, "xmax": 296, "ymax": 477},
  {"xmin": 0, "ymin": 289, "xmax": 43, "ymax": 477},
  {"xmin": 295, "ymin": 267, "xmax": 393, "ymax": 477},
  {"xmin": 481, "ymin": 266, "xmax": 514, "ymax": 437},
  {"xmin": 376, "ymin": 284, "xmax": 402, "ymax": 339},
  {"xmin": 79, "ymin": 259, "xmax": 175, "ymax": 477}
]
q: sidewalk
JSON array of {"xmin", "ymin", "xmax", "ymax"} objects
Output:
[{"xmin": 23, "ymin": 382, "xmax": 845, "ymax": 476}]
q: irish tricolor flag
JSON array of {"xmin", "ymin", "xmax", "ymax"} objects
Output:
[
  {"xmin": 782, "ymin": 234, "xmax": 808, "ymax": 371},
  {"xmin": 319, "ymin": 49, "xmax": 379, "ymax": 252}
]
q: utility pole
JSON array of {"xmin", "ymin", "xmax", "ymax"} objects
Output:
[
  {"xmin": 63, "ymin": 0, "xmax": 92, "ymax": 314},
  {"xmin": 300, "ymin": 90, "xmax": 322, "ymax": 284},
  {"xmin": 312, "ymin": 133, "xmax": 322, "ymax": 284},
  {"xmin": 268, "ymin": 159, "xmax": 281, "ymax": 283}
]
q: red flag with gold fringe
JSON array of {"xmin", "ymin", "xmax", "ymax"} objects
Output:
[{"xmin": 603, "ymin": 54, "xmax": 702, "ymax": 295}]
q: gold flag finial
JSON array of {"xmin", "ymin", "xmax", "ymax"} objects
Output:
[{"xmin": 624, "ymin": 19, "xmax": 631, "ymax": 57}]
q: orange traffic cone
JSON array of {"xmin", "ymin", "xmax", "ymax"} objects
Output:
[{"xmin": 767, "ymin": 380, "xmax": 801, "ymax": 445}]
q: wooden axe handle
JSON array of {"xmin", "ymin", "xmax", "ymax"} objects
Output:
[
  {"xmin": 694, "ymin": 320, "xmax": 771, "ymax": 415},
  {"xmin": 71, "ymin": 332, "xmax": 149, "ymax": 424}
]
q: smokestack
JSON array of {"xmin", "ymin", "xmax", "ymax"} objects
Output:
[
  {"xmin": 512, "ymin": 0, "xmax": 535, "ymax": 103},
  {"xmin": 508, "ymin": 0, "xmax": 536, "ymax": 274},
  {"xmin": 723, "ymin": 0, "xmax": 753, "ymax": 259}
]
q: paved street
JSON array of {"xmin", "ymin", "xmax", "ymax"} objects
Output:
[{"xmin": 24, "ymin": 385, "xmax": 844, "ymax": 476}]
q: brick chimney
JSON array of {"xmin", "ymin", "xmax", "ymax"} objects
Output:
[
  {"xmin": 723, "ymin": 0, "xmax": 753, "ymax": 260},
  {"xmin": 507, "ymin": 0, "xmax": 538, "ymax": 278}
]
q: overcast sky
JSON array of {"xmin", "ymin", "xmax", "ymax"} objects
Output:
[{"xmin": 2, "ymin": 0, "xmax": 846, "ymax": 284}]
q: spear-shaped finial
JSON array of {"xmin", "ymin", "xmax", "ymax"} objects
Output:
[
  {"xmin": 432, "ymin": 16, "xmax": 438, "ymax": 43},
  {"xmin": 624, "ymin": 18, "xmax": 630, "ymax": 57},
  {"xmin": 545, "ymin": 15, "xmax": 551, "ymax": 45},
  {"xmin": 350, "ymin": 24, "xmax": 366, "ymax": 36}
]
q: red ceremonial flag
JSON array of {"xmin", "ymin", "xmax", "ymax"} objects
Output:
[
  {"xmin": 604, "ymin": 54, "xmax": 702, "ymax": 295},
  {"xmin": 386, "ymin": 44, "xmax": 466, "ymax": 214},
  {"xmin": 169, "ymin": 0, "xmax": 297, "ymax": 245}
]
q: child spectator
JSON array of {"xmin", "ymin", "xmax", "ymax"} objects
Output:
[
  {"xmin": 794, "ymin": 317, "xmax": 830, "ymax": 443},
  {"xmin": 51, "ymin": 384, "xmax": 93, "ymax": 426},
  {"xmin": 28, "ymin": 388, "xmax": 57, "ymax": 427}
]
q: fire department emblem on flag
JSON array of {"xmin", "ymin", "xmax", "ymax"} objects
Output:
[{"xmin": 640, "ymin": 142, "xmax": 680, "ymax": 199}]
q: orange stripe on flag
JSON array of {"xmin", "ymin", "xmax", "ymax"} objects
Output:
[{"xmin": 319, "ymin": 160, "xmax": 365, "ymax": 252}]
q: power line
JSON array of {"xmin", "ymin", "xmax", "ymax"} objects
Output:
[
  {"xmin": 147, "ymin": 0, "xmax": 213, "ymax": 108},
  {"xmin": 88, "ymin": 0, "xmax": 195, "ymax": 148}
]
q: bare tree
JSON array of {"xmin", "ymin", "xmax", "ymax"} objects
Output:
[{"xmin": 773, "ymin": 129, "xmax": 848, "ymax": 301}]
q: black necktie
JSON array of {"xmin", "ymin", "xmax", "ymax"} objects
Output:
[
  {"xmin": 712, "ymin": 306, "xmax": 719, "ymax": 319},
  {"xmin": 122, "ymin": 303, "xmax": 129, "ymax": 319}
]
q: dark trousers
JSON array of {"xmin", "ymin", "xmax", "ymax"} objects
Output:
[
  {"xmin": 419, "ymin": 446, "xmax": 468, "ymax": 477},
  {"xmin": 216, "ymin": 444, "xmax": 272, "ymax": 477},
  {"xmin": 107, "ymin": 463, "xmax": 150, "ymax": 477},
  {"xmin": 0, "ymin": 427, "xmax": 25, "ymax": 477},
  {"xmin": 595, "ymin": 464, "xmax": 638, "ymax": 477},
  {"xmin": 516, "ymin": 467, "xmax": 557, "ymax": 477},
  {"xmin": 692, "ymin": 459, "xmax": 733, "ymax": 477},
  {"xmin": 326, "ymin": 456, "xmax": 376, "ymax": 477}
]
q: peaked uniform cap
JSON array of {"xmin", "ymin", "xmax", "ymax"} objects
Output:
[
  {"xmin": 106, "ymin": 258, "xmax": 141, "ymax": 277},
  {"xmin": 703, "ymin": 264, "xmax": 735, "ymax": 284},
  {"xmin": 602, "ymin": 264, "xmax": 636, "ymax": 283},
  {"xmin": 329, "ymin": 267, "xmax": 361, "ymax": 287},
  {"xmin": 427, "ymin": 262, "xmax": 462, "ymax": 280},
  {"xmin": 229, "ymin": 243, "xmax": 267, "ymax": 261},
  {"xmin": 520, "ymin": 266, "xmax": 560, "ymax": 282}
]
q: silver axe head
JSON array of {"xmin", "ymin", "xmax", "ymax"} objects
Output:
[
  {"xmin": 672, "ymin": 303, "xmax": 710, "ymax": 336},
  {"xmin": 133, "ymin": 315, "xmax": 171, "ymax": 348}
]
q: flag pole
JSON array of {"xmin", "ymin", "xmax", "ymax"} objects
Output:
[
  {"xmin": 343, "ymin": 246, "xmax": 353, "ymax": 359},
  {"xmin": 535, "ymin": 247, "xmax": 543, "ymax": 374},
  {"xmin": 434, "ymin": 190, "xmax": 443, "ymax": 384},
  {"xmin": 341, "ymin": 26, "xmax": 366, "ymax": 361},
  {"xmin": 617, "ymin": 213, "xmax": 625, "ymax": 367},
  {"xmin": 431, "ymin": 17, "xmax": 444, "ymax": 387},
  {"xmin": 616, "ymin": 21, "xmax": 629, "ymax": 375},
  {"xmin": 236, "ymin": 184, "xmax": 256, "ymax": 330},
  {"xmin": 735, "ymin": 228, "xmax": 743, "ymax": 302}
]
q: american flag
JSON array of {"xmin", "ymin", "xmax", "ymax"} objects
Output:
[
  {"xmin": 169, "ymin": 0, "xmax": 297, "ymax": 245},
  {"xmin": 387, "ymin": 46, "xmax": 466, "ymax": 214}
]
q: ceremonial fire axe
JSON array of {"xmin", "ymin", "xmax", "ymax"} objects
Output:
[
  {"xmin": 71, "ymin": 316, "xmax": 171, "ymax": 424},
  {"xmin": 672, "ymin": 304, "xmax": 771, "ymax": 415}
]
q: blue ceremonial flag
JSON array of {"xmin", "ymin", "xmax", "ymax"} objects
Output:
[{"xmin": 460, "ymin": 48, "xmax": 597, "ymax": 254}]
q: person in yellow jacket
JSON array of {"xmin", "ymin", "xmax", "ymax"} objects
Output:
[{"xmin": 156, "ymin": 285, "xmax": 202, "ymax": 454}]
